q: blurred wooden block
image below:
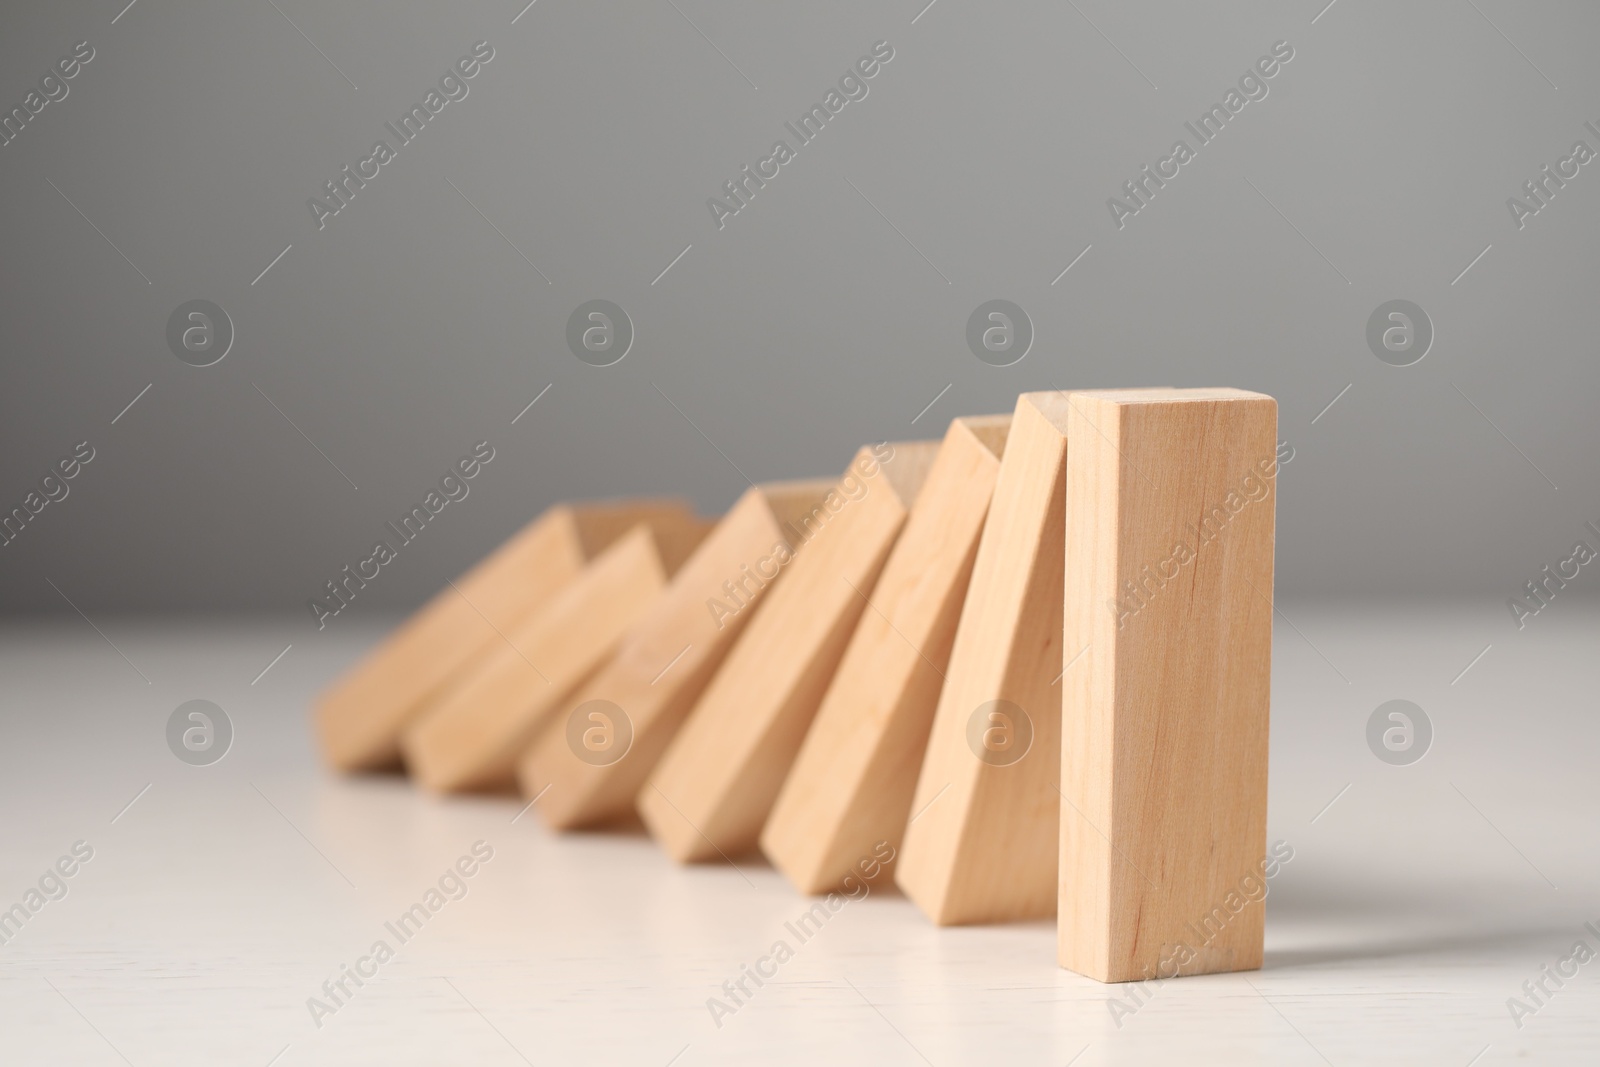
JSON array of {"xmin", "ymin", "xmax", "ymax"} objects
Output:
[
  {"xmin": 314, "ymin": 499, "xmax": 696, "ymax": 772},
  {"xmin": 762, "ymin": 417, "xmax": 1009, "ymax": 893},
  {"xmin": 516, "ymin": 479, "xmax": 834, "ymax": 829},
  {"xmin": 1058, "ymin": 388, "xmax": 1277, "ymax": 983},
  {"xmin": 639, "ymin": 442, "xmax": 941, "ymax": 863},
  {"xmin": 896, "ymin": 392, "xmax": 1071, "ymax": 925},
  {"xmin": 400, "ymin": 516, "xmax": 712, "ymax": 793}
]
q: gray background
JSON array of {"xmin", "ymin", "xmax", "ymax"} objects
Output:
[{"xmin": 2, "ymin": 0, "xmax": 1594, "ymax": 624}]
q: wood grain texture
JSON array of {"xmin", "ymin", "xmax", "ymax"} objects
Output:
[
  {"xmin": 1058, "ymin": 388, "xmax": 1277, "ymax": 983},
  {"xmin": 400, "ymin": 516, "xmax": 712, "ymax": 794},
  {"xmin": 314, "ymin": 499, "xmax": 695, "ymax": 772},
  {"xmin": 895, "ymin": 393, "xmax": 1071, "ymax": 925},
  {"xmin": 762, "ymin": 417, "xmax": 1009, "ymax": 894},
  {"xmin": 516, "ymin": 480, "xmax": 834, "ymax": 830},
  {"xmin": 639, "ymin": 442, "xmax": 940, "ymax": 863}
]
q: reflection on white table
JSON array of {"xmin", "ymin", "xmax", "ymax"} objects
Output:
[{"xmin": 0, "ymin": 605, "xmax": 1593, "ymax": 1065}]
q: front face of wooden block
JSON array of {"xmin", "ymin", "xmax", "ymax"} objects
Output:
[
  {"xmin": 399, "ymin": 521, "xmax": 690, "ymax": 794},
  {"xmin": 640, "ymin": 442, "xmax": 937, "ymax": 864},
  {"xmin": 517, "ymin": 481, "xmax": 831, "ymax": 830},
  {"xmin": 761, "ymin": 417, "xmax": 1009, "ymax": 894},
  {"xmin": 313, "ymin": 506, "xmax": 589, "ymax": 771},
  {"xmin": 1059, "ymin": 389, "xmax": 1277, "ymax": 983},
  {"xmin": 314, "ymin": 500, "xmax": 695, "ymax": 772},
  {"xmin": 896, "ymin": 395, "xmax": 1070, "ymax": 925}
]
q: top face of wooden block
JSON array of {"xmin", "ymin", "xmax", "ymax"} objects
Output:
[
  {"xmin": 564, "ymin": 498, "xmax": 700, "ymax": 559},
  {"xmin": 1066, "ymin": 387, "xmax": 1274, "ymax": 407},
  {"xmin": 769, "ymin": 445, "xmax": 932, "ymax": 550},
  {"xmin": 873, "ymin": 441, "xmax": 940, "ymax": 508},
  {"xmin": 1016, "ymin": 391, "xmax": 1075, "ymax": 434},
  {"xmin": 953, "ymin": 415, "xmax": 1011, "ymax": 461},
  {"xmin": 761, "ymin": 478, "xmax": 846, "ymax": 534}
]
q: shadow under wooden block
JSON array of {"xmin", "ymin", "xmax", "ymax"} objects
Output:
[
  {"xmin": 1059, "ymin": 388, "xmax": 1277, "ymax": 983},
  {"xmin": 516, "ymin": 479, "xmax": 834, "ymax": 830},
  {"xmin": 314, "ymin": 499, "xmax": 697, "ymax": 772},
  {"xmin": 762, "ymin": 417, "xmax": 1010, "ymax": 894},
  {"xmin": 896, "ymin": 392, "xmax": 1072, "ymax": 925},
  {"xmin": 400, "ymin": 515, "xmax": 713, "ymax": 794},
  {"xmin": 639, "ymin": 441, "xmax": 942, "ymax": 864}
]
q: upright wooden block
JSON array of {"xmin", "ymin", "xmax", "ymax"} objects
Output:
[
  {"xmin": 315, "ymin": 500, "xmax": 697, "ymax": 772},
  {"xmin": 1058, "ymin": 388, "xmax": 1277, "ymax": 983},
  {"xmin": 639, "ymin": 441, "xmax": 941, "ymax": 863},
  {"xmin": 896, "ymin": 393, "xmax": 1071, "ymax": 925},
  {"xmin": 400, "ymin": 517, "xmax": 712, "ymax": 793},
  {"xmin": 517, "ymin": 479, "xmax": 835, "ymax": 829},
  {"xmin": 762, "ymin": 417, "xmax": 1010, "ymax": 893}
]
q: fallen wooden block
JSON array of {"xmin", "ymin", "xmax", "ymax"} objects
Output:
[
  {"xmin": 315, "ymin": 500, "xmax": 698, "ymax": 771},
  {"xmin": 762, "ymin": 416, "xmax": 1009, "ymax": 893},
  {"xmin": 896, "ymin": 392, "xmax": 1071, "ymax": 925},
  {"xmin": 516, "ymin": 479, "xmax": 834, "ymax": 829},
  {"xmin": 639, "ymin": 441, "xmax": 941, "ymax": 863},
  {"xmin": 400, "ymin": 516, "xmax": 712, "ymax": 793},
  {"xmin": 1058, "ymin": 387, "xmax": 1277, "ymax": 983}
]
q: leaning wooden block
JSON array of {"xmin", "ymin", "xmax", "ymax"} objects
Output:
[
  {"xmin": 1058, "ymin": 388, "xmax": 1277, "ymax": 983},
  {"xmin": 315, "ymin": 499, "xmax": 698, "ymax": 771},
  {"xmin": 896, "ymin": 392, "xmax": 1071, "ymax": 925},
  {"xmin": 516, "ymin": 479, "xmax": 834, "ymax": 829},
  {"xmin": 400, "ymin": 516, "xmax": 712, "ymax": 793},
  {"xmin": 762, "ymin": 417, "xmax": 1009, "ymax": 893},
  {"xmin": 639, "ymin": 441, "xmax": 940, "ymax": 863}
]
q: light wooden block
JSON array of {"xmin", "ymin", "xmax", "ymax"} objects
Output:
[
  {"xmin": 516, "ymin": 479, "xmax": 835, "ymax": 829},
  {"xmin": 639, "ymin": 441, "xmax": 941, "ymax": 863},
  {"xmin": 896, "ymin": 392, "xmax": 1071, "ymax": 925},
  {"xmin": 633, "ymin": 441, "xmax": 934, "ymax": 870},
  {"xmin": 315, "ymin": 500, "xmax": 697, "ymax": 772},
  {"xmin": 1058, "ymin": 388, "xmax": 1277, "ymax": 983},
  {"xmin": 400, "ymin": 516, "xmax": 712, "ymax": 793},
  {"xmin": 762, "ymin": 417, "xmax": 1010, "ymax": 893}
]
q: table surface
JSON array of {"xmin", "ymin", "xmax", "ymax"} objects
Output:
[{"xmin": 0, "ymin": 603, "xmax": 1595, "ymax": 1065}]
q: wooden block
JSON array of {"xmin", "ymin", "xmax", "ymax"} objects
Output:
[
  {"xmin": 895, "ymin": 392, "xmax": 1071, "ymax": 925},
  {"xmin": 639, "ymin": 441, "xmax": 941, "ymax": 863},
  {"xmin": 400, "ymin": 516, "xmax": 713, "ymax": 793},
  {"xmin": 314, "ymin": 499, "xmax": 696, "ymax": 771},
  {"xmin": 762, "ymin": 416, "xmax": 1010, "ymax": 894},
  {"xmin": 516, "ymin": 479, "xmax": 835, "ymax": 829},
  {"xmin": 1058, "ymin": 388, "xmax": 1277, "ymax": 983}
]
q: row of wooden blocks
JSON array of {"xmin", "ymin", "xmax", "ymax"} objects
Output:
[{"xmin": 315, "ymin": 388, "xmax": 1279, "ymax": 984}]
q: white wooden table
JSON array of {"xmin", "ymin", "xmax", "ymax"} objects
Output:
[{"xmin": 0, "ymin": 605, "xmax": 1594, "ymax": 1065}]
